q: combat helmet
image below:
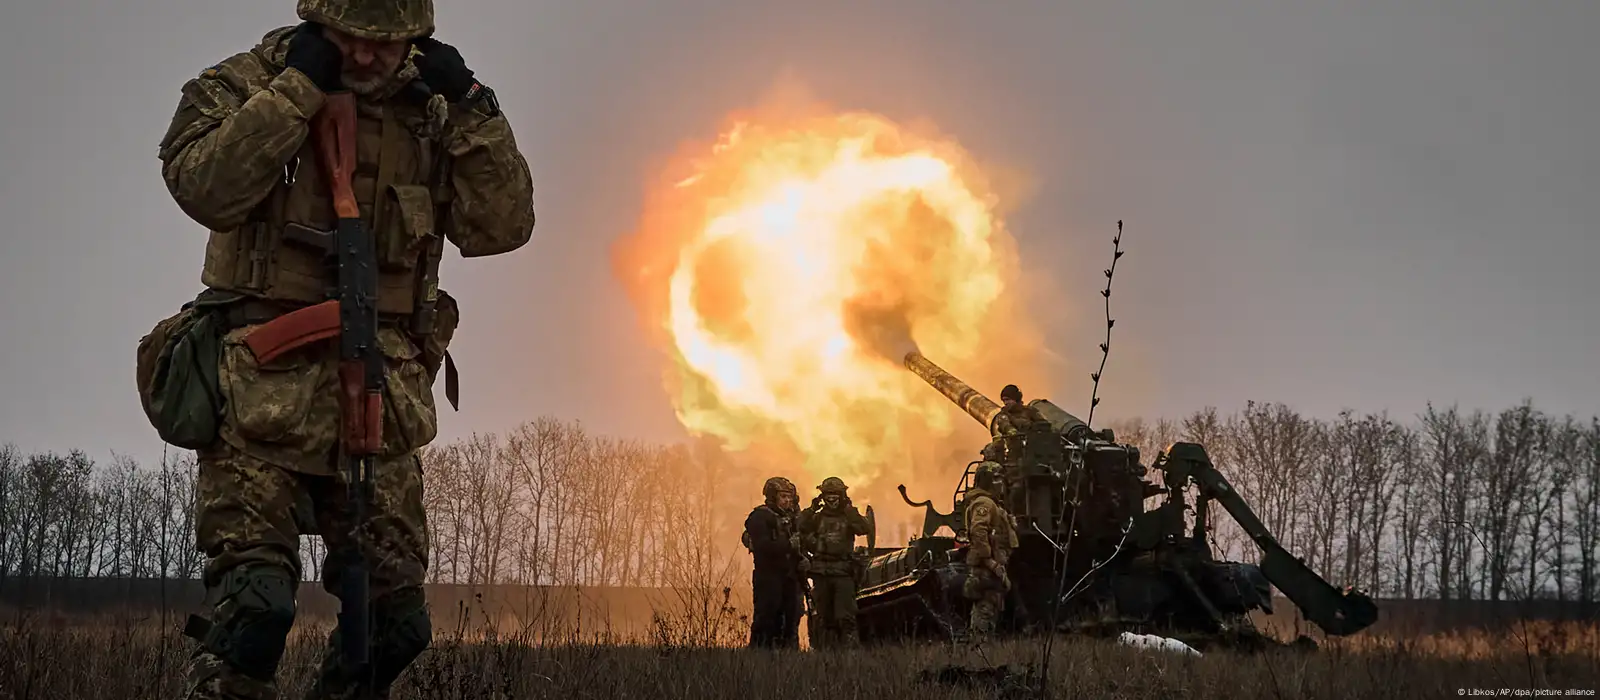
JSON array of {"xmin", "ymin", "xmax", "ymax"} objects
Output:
[
  {"xmin": 298, "ymin": 0, "xmax": 434, "ymax": 41},
  {"xmin": 1000, "ymin": 384, "xmax": 1022, "ymax": 402},
  {"xmin": 817, "ymin": 477, "xmax": 849, "ymax": 495},
  {"xmin": 763, "ymin": 476, "xmax": 797, "ymax": 503}
]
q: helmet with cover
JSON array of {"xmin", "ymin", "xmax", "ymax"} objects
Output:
[
  {"xmin": 763, "ymin": 476, "xmax": 797, "ymax": 503},
  {"xmin": 297, "ymin": 0, "xmax": 435, "ymax": 41},
  {"xmin": 817, "ymin": 477, "xmax": 848, "ymax": 495}
]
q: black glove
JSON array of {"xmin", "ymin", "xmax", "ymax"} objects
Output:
[
  {"xmin": 410, "ymin": 37, "xmax": 482, "ymax": 104},
  {"xmin": 284, "ymin": 22, "xmax": 342, "ymax": 93}
]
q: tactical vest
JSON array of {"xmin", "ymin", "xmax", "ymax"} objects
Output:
[
  {"xmin": 742, "ymin": 504, "xmax": 791, "ymax": 552},
  {"xmin": 200, "ymin": 91, "xmax": 451, "ymax": 321},
  {"xmin": 808, "ymin": 509, "xmax": 859, "ymax": 561}
]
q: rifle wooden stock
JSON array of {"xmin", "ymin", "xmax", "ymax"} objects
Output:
[
  {"xmin": 316, "ymin": 93, "xmax": 360, "ymax": 220},
  {"xmin": 338, "ymin": 360, "xmax": 383, "ymax": 455}
]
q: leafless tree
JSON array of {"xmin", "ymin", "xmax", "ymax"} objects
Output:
[
  {"xmin": 1572, "ymin": 418, "xmax": 1600, "ymax": 609},
  {"xmin": 1226, "ymin": 401, "xmax": 1320, "ymax": 559},
  {"xmin": 0, "ymin": 444, "xmax": 18, "ymax": 582},
  {"xmin": 1420, "ymin": 403, "xmax": 1489, "ymax": 600},
  {"xmin": 1391, "ymin": 425, "xmax": 1427, "ymax": 598},
  {"xmin": 1480, "ymin": 401, "xmax": 1543, "ymax": 600},
  {"xmin": 1543, "ymin": 417, "xmax": 1583, "ymax": 602}
]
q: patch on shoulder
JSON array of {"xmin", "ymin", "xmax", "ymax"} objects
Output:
[{"xmin": 200, "ymin": 64, "xmax": 222, "ymax": 79}]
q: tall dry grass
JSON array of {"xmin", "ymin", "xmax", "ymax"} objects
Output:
[{"xmin": 1, "ymin": 600, "xmax": 1596, "ymax": 700}]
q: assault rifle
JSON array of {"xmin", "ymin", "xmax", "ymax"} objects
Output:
[{"xmin": 241, "ymin": 90, "xmax": 380, "ymax": 672}]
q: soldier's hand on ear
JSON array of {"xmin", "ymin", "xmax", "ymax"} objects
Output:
[
  {"xmin": 410, "ymin": 37, "xmax": 479, "ymax": 103},
  {"xmin": 285, "ymin": 22, "xmax": 342, "ymax": 93}
]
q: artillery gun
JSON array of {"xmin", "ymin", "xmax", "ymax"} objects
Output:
[{"xmin": 852, "ymin": 351, "xmax": 1379, "ymax": 647}]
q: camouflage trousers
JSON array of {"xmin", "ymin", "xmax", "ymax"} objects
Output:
[
  {"xmin": 182, "ymin": 441, "xmax": 431, "ymax": 700},
  {"xmin": 963, "ymin": 568, "xmax": 1007, "ymax": 643},
  {"xmin": 748, "ymin": 568, "xmax": 803, "ymax": 649},
  {"xmin": 807, "ymin": 574, "xmax": 859, "ymax": 649}
]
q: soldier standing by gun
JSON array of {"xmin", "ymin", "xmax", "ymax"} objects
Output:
[
  {"xmin": 794, "ymin": 477, "xmax": 871, "ymax": 649},
  {"xmin": 743, "ymin": 477, "xmax": 805, "ymax": 649},
  {"xmin": 139, "ymin": 1, "xmax": 535, "ymax": 697},
  {"xmin": 961, "ymin": 462, "xmax": 1018, "ymax": 646},
  {"xmin": 992, "ymin": 384, "xmax": 1050, "ymax": 436}
]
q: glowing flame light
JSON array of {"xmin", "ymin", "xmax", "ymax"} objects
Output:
[{"xmin": 615, "ymin": 105, "xmax": 1028, "ymax": 489}]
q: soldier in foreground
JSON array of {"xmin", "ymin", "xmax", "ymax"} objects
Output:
[
  {"xmin": 962, "ymin": 461, "xmax": 1018, "ymax": 645},
  {"xmin": 794, "ymin": 477, "xmax": 872, "ymax": 648},
  {"xmin": 142, "ymin": 1, "xmax": 535, "ymax": 697},
  {"xmin": 743, "ymin": 477, "xmax": 805, "ymax": 649}
]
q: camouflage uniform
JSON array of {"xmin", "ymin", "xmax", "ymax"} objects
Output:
[
  {"xmin": 743, "ymin": 477, "xmax": 804, "ymax": 649},
  {"xmin": 794, "ymin": 477, "xmax": 871, "ymax": 649},
  {"xmin": 992, "ymin": 384, "xmax": 1050, "ymax": 436},
  {"xmin": 150, "ymin": 1, "xmax": 534, "ymax": 698},
  {"xmin": 962, "ymin": 463, "xmax": 1018, "ymax": 644}
]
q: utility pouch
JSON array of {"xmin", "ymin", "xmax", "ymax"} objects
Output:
[{"xmin": 135, "ymin": 292, "xmax": 236, "ymax": 449}]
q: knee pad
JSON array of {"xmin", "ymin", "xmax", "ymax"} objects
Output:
[
  {"xmin": 201, "ymin": 563, "xmax": 297, "ymax": 680},
  {"xmin": 371, "ymin": 587, "xmax": 432, "ymax": 689}
]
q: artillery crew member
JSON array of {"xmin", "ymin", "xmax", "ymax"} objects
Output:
[
  {"xmin": 962, "ymin": 462, "xmax": 1019, "ymax": 645},
  {"xmin": 141, "ymin": 0, "xmax": 536, "ymax": 697},
  {"xmin": 794, "ymin": 477, "xmax": 872, "ymax": 648},
  {"xmin": 992, "ymin": 384, "xmax": 1051, "ymax": 436},
  {"xmin": 743, "ymin": 476, "xmax": 806, "ymax": 649}
]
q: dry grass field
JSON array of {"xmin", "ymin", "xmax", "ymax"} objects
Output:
[{"xmin": 2, "ymin": 603, "xmax": 1596, "ymax": 700}]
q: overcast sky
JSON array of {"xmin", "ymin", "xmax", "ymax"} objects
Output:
[{"xmin": 1, "ymin": 0, "xmax": 1595, "ymax": 467}]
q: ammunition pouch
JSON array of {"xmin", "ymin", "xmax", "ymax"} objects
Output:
[
  {"xmin": 135, "ymin": 290, "xmax": 240, "ymax": 449},
  {"xmin": 183, "ymin": 562, "xmax": 298, "ymax": 681}
]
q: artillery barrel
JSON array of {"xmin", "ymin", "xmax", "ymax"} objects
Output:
[{"xmin": 903, "ymin": 352, "xmax": 1001, "ymax": 435}]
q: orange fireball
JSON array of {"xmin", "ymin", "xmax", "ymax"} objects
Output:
[{"xmin": 613, "ymin": 99, "xmax": 1045, "ymax": 492}]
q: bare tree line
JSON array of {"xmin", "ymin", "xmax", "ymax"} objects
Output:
[
  {"xmin": 2, "ymin": 399, "xmax": 1597, "ymax": 609},
  {"xmin": 0, "ymin": 444, "xmax": 203, "ymax": 610},
  {"xmin": 1109, "ymin": 399, "xmax": 1600, "ymax": 605}
]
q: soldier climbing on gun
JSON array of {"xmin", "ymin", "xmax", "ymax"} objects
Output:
[{"xmin": 961, "ymin": 461, "xmax": 1018, "ymax": 646}]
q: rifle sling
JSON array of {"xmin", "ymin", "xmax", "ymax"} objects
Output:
[{"xmin": 371, "ymin": 108, "xmax": 402, "ymax": 240}]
